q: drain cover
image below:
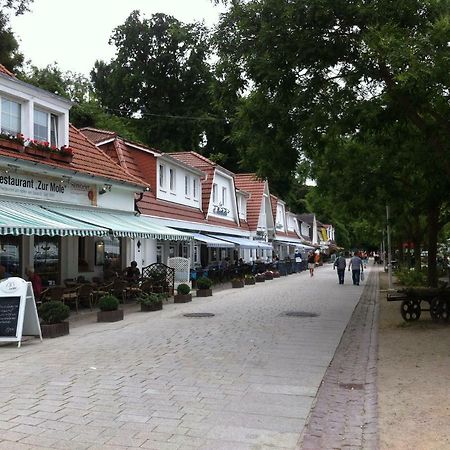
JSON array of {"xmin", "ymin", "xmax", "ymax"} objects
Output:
[
  {"xmin": 283, "ymin": 311, "xmax": 319, "ymax": 318},
  {"xmin": 338, "ymin": 383, "xmax": 364, "ymax": 390},
  {"xmin": 183, "ymin": 313, "xmax": 215, "ymax": 318}
]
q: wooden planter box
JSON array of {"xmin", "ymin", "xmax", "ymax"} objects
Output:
[
  {"xmin": 255, "ymin": 276, "xmax": 266, "ymax": 283},
  {"xmin": 231, "ymin": 280, "xmax": 245, "ymax": 288},
  {"xmin": 196, "ymin": 288, "xmax": 212, "ymax": 297},
  {"xmin": 245, "ymin": 278, "xmax": 256, "ymax": 285},
  {"xmin": 0, "ymin": 138, "xmax": 24, "ymax": 153},
  {"xmin": 141, "ymin": 302, "xmax": 162, "ymax": 312},
  {"xmin": 97, "ymin": 309, "xmax": 124, "ymax": 322},
  {"xmin": 264, "ymin": 272, "xmax": 274, "ymax": 280},
  {"xmin": 272, "ymin": 271, "xmax": 281, "ymax": 278},
  {"xmin": 174, "ymin": 293, "xmax": 192, "ymax": 303},
  {"xmin": 41, "ymin": 321, "xmax": 69, "ymax": 338},
  {"xmin": 50, "ymin": 152, "xmax": 73, "ymax": 163},
  {"xmin": 25, "ymin": 146, "xmax": 51, "ymax": 159}
]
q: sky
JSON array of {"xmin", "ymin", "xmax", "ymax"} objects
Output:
[{"xmin": 9, "ymin": 0, "xmax": 225, "ymax": 76}]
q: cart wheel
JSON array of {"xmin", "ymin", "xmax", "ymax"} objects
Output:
[
  {"xmin": 400, "ymin": 300, "xmax": 421, "ymax": 321},
  {"xmin": 430, "ymin": 297, "xmax": 450, "ymax": 323}
]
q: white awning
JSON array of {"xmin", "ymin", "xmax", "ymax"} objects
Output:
[
  {"xmin": 45, "ymin": 206, "xmax": 192, "ymax": 241},
  {"xmin": 192, "ymin": 233, "xmax": 235, "ymax": 248},
  {"xmin": 208, "ymin": 234, "xmax": 271, "ymax": 250}
]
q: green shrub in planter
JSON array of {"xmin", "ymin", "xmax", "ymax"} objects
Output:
[
  {"xmin": 39, "ymin": 301, "xmax": 70, "ymax": 324},
  {"xmin": 137, "ymin": 292, "xmax": 163, "ymax": 306},
  {"xmin": 177, "ymin": 283, "xmax": 191, "ymax": 295},
  {"xmin": 196, "ymin": 276, "xmax": 212, "ymax": 289},
  {"xmin": 98, "ymin": 295, "xmax": 120, "ymax": 311}
]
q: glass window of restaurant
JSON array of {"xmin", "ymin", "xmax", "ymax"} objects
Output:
[
  {"xmin": 103, "ymin": 236, "xmax": 122, "ymax": 273},
  {"xmin": 0, "ymin": 235, "xmax": 21, "ymax": 277},
  {"xmin": 34, "ymin": 236, "xmax": 60, "ymax": 286}
]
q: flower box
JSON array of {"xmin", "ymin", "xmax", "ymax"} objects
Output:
[
  {"xmin": 0, "ymin": 137, "xmax": 24, "ymax": 153},
  {"xmin": 231, "ymin": 279, "xmax": 245, "ymax": 288},
  {"xmin": 174, "ymin": 293, "xmax": 192, "ymax": 303},
  {"xmin": 97, "ymin": 309, "xmax": 124, "ymax": 322},
  {"xmin": 25, "ymin": 146, "xmax": 51, "ymax": 159},
  {"xmin": 41, "ymin": 321, "xmax": 69, "ymax": 338},
  {"xmin": 264, "ymin": 271, "xmax": 274, "ymax": 280},
  {"xmin": 244, "ymin": 278, "xmax": 256, "ymax": 285},
  {"xmin": 255, "ymin": 275, "xmax": 266, "ymax": 283},
  {"xmin": 50, "ymin": 152, "xmax": 73, "ymax": 163}
]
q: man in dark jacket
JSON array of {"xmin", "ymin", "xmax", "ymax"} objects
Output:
[
  {"xmin": 348, "ymin": 252, "xmax": 364, "ymax": 285},
  {"xmin": 333, "ymin": 253, "xmax": 347, "ymax": 284}
]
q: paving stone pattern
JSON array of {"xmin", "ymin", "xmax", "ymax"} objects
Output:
[
  {"xmin": 299, "ymin": 269, "xmax": 379, "ymax": 450},
  {"xmin": 0, "ymin": 264, "xmax": 370, "ymax": 450}
]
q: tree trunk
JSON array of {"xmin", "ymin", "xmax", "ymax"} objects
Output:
[
  {"xmin": 427, "ymin": 206, "xmax": 439, "ymax": 287},
  {"xmin": 413, "ymin": 239, "xmax": 421, "ymax": 272}
]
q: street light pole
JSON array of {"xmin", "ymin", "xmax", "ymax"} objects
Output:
[{"xmin": 386, "ymin": 204, "xmax": 392, "ymax": 289}]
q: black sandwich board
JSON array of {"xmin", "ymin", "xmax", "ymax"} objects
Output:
[{"xmin": 0, "ymin": 277, "xmax": 42, "ymax": 348}]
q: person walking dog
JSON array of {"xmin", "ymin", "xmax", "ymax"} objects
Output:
[
  {"xmin": 333, "ymin": 253, "xmax": 347, "ymax": 285},
  {"xmin": 348, "ymin": 251, "xmax": 364, "ymax": 285}
]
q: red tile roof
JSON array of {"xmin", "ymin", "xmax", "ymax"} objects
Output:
[
  {"xmin": 0, "ymin": 64, "xmax": 16, "ymax": 78},
  {"xmin": 0, "ymin": 125, "xmax": 149, "ymax": 188},
  {"xmin": 80, "ymin": 127, "xmax": 116, "ymax": 144},
  {"xmin": 234, "ymin": 173, "xmax": 266, "ymax": 231}
]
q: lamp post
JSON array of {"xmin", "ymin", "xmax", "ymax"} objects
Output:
[{"xmin": 386, "ymin": 205, "xmax": 393, "ymax": 289}]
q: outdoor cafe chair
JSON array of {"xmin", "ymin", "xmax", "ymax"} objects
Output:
[
  {"xmin": 62, "ymin": 286, "xmax": 79, "ymax": 313},
  {"xmin": 77, "ymin": 284, "xmax": 94, "ymax": 310},
  {"xmin": 91, "ymin": 281, "xmax": 113, "ymax": 306},
  {"xmin": 41, "ymin": 286, "xmax": 65, "ymax": 303}
]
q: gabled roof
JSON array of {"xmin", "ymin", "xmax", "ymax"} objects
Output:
[
  {"xmin": 234, "ymin": 173, "xmax": 266, "ymax": 230},
  {"xmin": 269, "ymin": 194, "xmax": 278, "ymax": 223},
  {"xmin": 0, "ymin": 125, "xmax": 149, "ymax": 189}
]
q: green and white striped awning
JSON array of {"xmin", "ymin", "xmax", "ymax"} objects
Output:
[
  {"xmin": 45, "ymin": 206, "xmax": 193, "ymax": 241},
  {"xmin": 0, "ymin": 201, "xmax": 108, "ymax": 236}
]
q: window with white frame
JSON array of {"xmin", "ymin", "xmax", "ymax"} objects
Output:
[
  {"xmin": 193, "ymin": 178, "xmax": 198, "ymax": 199},
  {"xmin": 169, "ymin": 168, "xmax": 176, "ymax": 191},
  {"xmin": 221, "ymin": 187, "xmax": 226, "ymax": 206},
  {"xmin": 33, "ymin": 108, "xmax": 58, "ymax": 146},
  {"xmin": 1, "ymin": 97, "xmax": 21, "ymax": 135},
  {"xmin": 212, "ymin": 183, "xmax": 218, "ymax": 203},
  {"xmin": 184, "ymin": 175, "xmax": 190, "ymax": 196},
  {"xmin": 159, "ymin": 164, "xmax": 165, "ymax": 189}
]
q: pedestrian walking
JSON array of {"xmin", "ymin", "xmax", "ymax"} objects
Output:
[
  {"xmin": 333, "ymin": 253, "xmax": 346, "ymax": 284},
  {"xmin": 307, "ymin": 252, "xmax": 315, "ymax": 277},
  {"xmin": 348, "ymin": 252, "xmax": 364, "ymax": 285}
]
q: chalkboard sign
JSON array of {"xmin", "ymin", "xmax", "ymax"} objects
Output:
[{"xmin": 0, "ymin": 296, "xmax": 21, "ymax": 337}]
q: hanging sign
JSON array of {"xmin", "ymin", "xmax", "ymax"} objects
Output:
[{"xmin": 0, "ymin": 277, "xmax": 42, "ymax": 348}]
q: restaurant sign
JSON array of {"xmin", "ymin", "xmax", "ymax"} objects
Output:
[{"xmin": 0, "ymin": 169, "xmax": 94, "ymax": 206}]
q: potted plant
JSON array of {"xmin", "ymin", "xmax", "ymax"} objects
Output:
[
  {"xmin": 231, "ymin": 277, "xmax": 245, "ymax": 288},
  {"xmin": 255, "ymin": 273, "xmax": 266, "ymax": 283},
  {"xmin": 138, "ymin": 292, "xmax": 163, "ymax": 311},
  {"xmin": 196, "ymin": 276, "xmax": 213, "ymax": 297},
  {"xmin": 264, "ymin": 270, "xmax": 274, "ymax": 280},
  {"xmin": 97, "ymin": 295, "xmax": 123, "ymax": 322},
  {"xmin": 174, "ymin": 283, "xmax": 192, "ymax": 303},
  {"xmin": 38, "ymin": 301, "xmax": 70, "ymax": 338},
  {"xmin": 272, "ymin": 270, "xmax": 281, "ymax": 278},
  {"xmin": 244, "ymin": 274, "xmax": 256, "ymax": 285}
]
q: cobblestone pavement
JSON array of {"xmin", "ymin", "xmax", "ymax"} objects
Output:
[
  {"xmin": 299, "ymin": 268, "xmax": 379, "ymax": 450},
  {"xmin": 0, "ymin": 264, "xmax": 370, "ymax": 450}
]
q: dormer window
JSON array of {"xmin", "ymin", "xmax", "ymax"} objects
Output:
[
  {"xmin": 159, "ymin": 164, "xmax": 165, "ymax": 189},
  {"xmin": 1, "ymin": 97, "xmax": 21, "ymax": 135},
  {"xmin": 169, "ymin": 168, "xmax": 176, "ymax": 191},
  {"xmin": 193, "ymin": 178, "xmax": 198, "ymax": 199},
  {"xmin": 184, "ymin": 175, "xmax": 190, "ymax": 196},
  {"xmin": 221, "ymin": 187, "xmax": 227, "ymax": 206},
  {"xmin": 34, "ymin": 108, "xmax": 58, "ymax": 146}
]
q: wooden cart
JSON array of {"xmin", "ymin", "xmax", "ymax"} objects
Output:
[{"xmin": 387, "ymin": 286, "xmax": 450, "ymax": 322}]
